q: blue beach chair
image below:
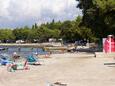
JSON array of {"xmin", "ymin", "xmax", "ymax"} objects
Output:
[
  {"xmin": 0, "ymin": 54, "xmax": 12, "ymax": 65},
  {"xmin": 26, "ymin": 54, "xmax": 41, "ymax": 65}
]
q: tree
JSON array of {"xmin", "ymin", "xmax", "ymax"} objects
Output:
[
  {"xmin": 78, "ymin": 27, "xmax": 97, "ymax": 42},
  {"xmin": 60, "ymin": 18, "xmax": 77, "ymax": 42},
  {"xmin": 76, "ymin": 0, "xmax": 115, "ymax": 38},
  {"xmin": 13, "ymin": 26, "xmax": 31, "ymax": 41},
  {"xmin": 32, "ymin": 23, "xmax": 38, "ymax": 29},
  {"xmin": 38, "ymin": 26, "xmax": 52, "ymax": 42},
  {"xmin": 0, "ymin": 29, "xmax": 15, "ymax": 42}
]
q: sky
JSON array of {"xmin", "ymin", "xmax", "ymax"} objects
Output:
[{"xmin": 0, "ymin": 0, "xmax": 82, "ymax": 28}]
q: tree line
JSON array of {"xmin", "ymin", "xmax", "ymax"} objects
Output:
[{"xmin": 0, "ymin": 16, "xmax": 96, "ymax": 43}]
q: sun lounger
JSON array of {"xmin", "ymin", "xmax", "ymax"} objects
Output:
[
  {"xmin": 26, "ymin": 54, "xmax": 41, "ymax": 65},
  {"xmin": 7, "ymin": 60, "xmax": 29, "ymax": 72},
  {"xmin": 0, "ymin": 54, "xmax": 12, "ymax": 65}
]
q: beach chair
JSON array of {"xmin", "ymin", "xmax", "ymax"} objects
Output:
[
  {"xmin": 26, "ymin": 54, "xmax": 41, "ymax": 65},
  {"xmin": 0, "ymin": 54, "xmax": 12, "ymax": 65},
  {"xmin": 7, "ymin": 60, "xmax": 29, "ymax": 72}
]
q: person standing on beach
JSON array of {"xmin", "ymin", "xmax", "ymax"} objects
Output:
[{"xmin": 74, "ymin": 41, "xmax": 78, "ymax": 51}]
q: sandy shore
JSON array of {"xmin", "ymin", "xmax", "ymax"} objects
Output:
[{"xmin": 0, "ymin": 53, "xmax": 115, "ymax": 86}]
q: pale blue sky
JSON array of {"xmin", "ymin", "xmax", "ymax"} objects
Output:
[{"xmin": 0, "ymin": 0, "xmax": 82, "ymax": 28}]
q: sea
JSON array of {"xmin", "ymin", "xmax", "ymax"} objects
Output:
[{"xmin": 0, "ymin": 46, "xmax": 48, "ymax": 57}]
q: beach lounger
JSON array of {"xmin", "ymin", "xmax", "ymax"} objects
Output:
[
  {"xmin": 0, "ymin": 54, "xmax": 12, "ymax": 65},
  {"xmin": 7, "ymin": 60, "xmax": 29, "ymax": 72},
  {"xmin": 26, "ymin": 54, "xmax": 41, "ymax": 65}
]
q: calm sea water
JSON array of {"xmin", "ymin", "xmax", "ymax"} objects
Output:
[{"xmin": 0, "ymin": 46, "xmax": 48, "ymax": 57}]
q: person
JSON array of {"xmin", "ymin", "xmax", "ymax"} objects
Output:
[
  {"xmin": 12, "ymin": 52, "xmax": 20, "ymax": 62},
  {"xmin": 74, "ymin": 41, "xmax": 78, "ymax": 49},
  {"xmin": 18, "ymin": 47, "xmax": 21, "ymax": 52},
  {"xmin": 104, "ymin": 35, "xmax": 115, "ymax": 53},
  {"xmin": 32, "ymin": 52, "xmax": 38, "ymax": 56},
  {"xmin": 13, "ymin": 52, "xmax": 17, "ymax": 56}
]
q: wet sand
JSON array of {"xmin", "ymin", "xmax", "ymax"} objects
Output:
[{"xmin": 0, "ymin": 53, "xmax": 115, "ymax": 86}]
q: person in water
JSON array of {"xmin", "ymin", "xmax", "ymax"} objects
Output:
[{"xmin": 12, "ymin": 52, "xmax": 20, "ymax": 62}]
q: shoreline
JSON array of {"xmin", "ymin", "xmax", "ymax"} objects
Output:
[
  {"xmin": 0, "ymin": 42, "xmax": 62, "ymax": 46},
  {"xmin": 0, "ymin": 43, "xmax": 50, "ymax": 48}
]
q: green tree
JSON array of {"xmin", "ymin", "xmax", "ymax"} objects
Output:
[
  {"xmin": 60, "ymin": 20, "xmax": 80, "ymax": 42},
  {"xmin": 0, "ymin": 29, "xmax": 15, "ymax": 42},
  {"xmin": 13, "ymin": 26, "xmax": 31, "ymax": 41},
  {"xmin": 76, "ymin": 0, "xmax": 115, "ymax": 38},
  {"xmin": 38, "ymin": 26, "xmax": 52, "ymax": 42}
]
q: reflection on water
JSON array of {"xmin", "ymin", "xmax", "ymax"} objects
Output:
[{"xmin": 0, "ymin": 47, "xmax": 48, "ymax": 57}]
